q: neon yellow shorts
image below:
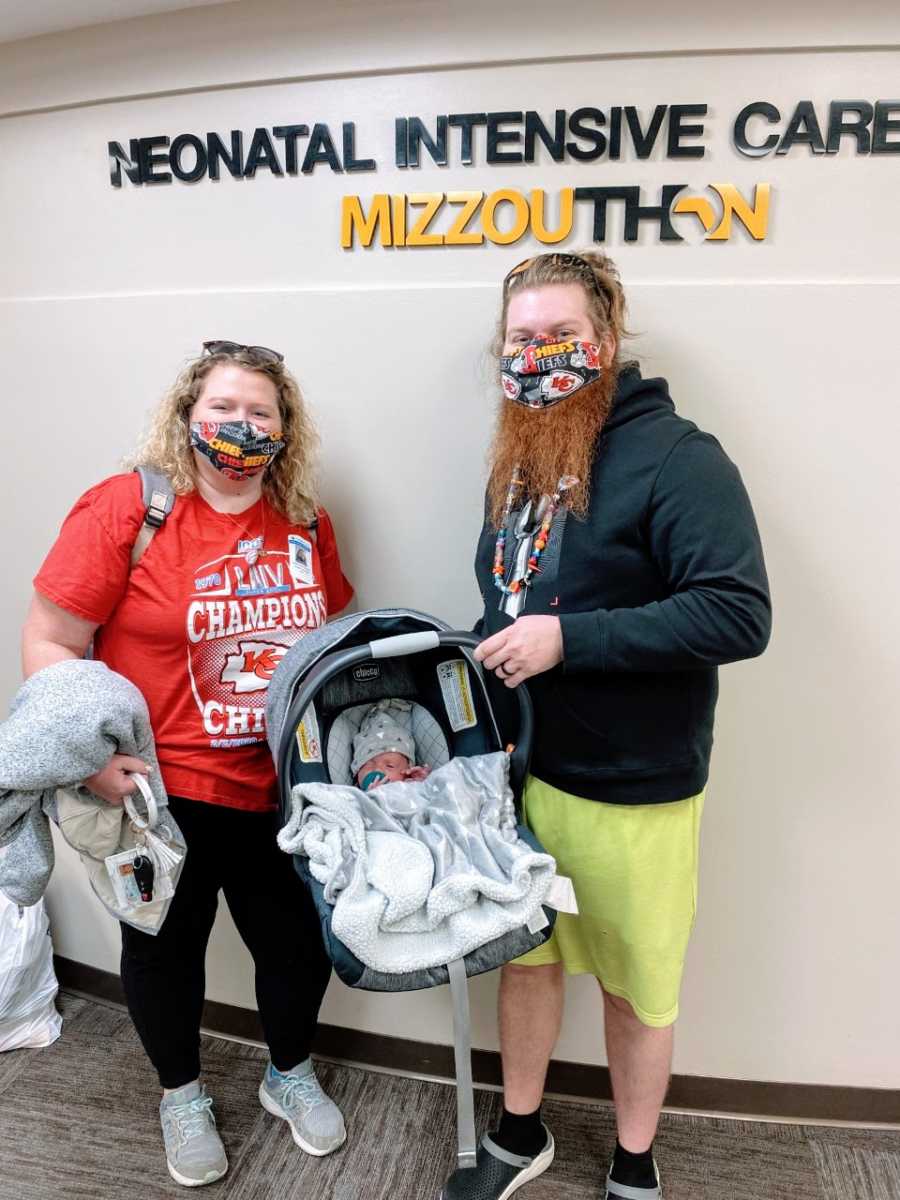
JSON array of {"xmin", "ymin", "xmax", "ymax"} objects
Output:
[{"xmin": 515, "ymin": 775, "xmax": 705, "ymax": 1028}]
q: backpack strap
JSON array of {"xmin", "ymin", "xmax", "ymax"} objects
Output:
[{"xmin": 131, "ymin": 466, "xmax": 176, "ymax": 568}]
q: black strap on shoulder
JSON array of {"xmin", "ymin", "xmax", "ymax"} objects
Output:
[{"xmin": 136, "ymin": 465, "xmax": 176, "ymax": 527}]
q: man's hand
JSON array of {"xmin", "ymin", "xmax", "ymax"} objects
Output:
[
  {"xmin": 83, "ymin": 755, "xmax": 150, "ymax": 806},
  {"xmin": 474, "ymin": 616, "xmax": 563, "ymax": 687}
]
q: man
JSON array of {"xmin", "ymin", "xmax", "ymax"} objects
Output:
[{"xmin": 441, "ymin": 251, "xmax": 770, "ymax": 1200}]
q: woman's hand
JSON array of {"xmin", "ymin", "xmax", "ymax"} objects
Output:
[
  {"xmin": 83, "ymin": 755, "xmax": 151, "ymax": 806},
  {"xmin": 474, "ymin": 616, "xmax": 563, "ymax": 687}
]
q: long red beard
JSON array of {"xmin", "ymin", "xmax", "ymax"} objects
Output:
[{"xmin": 486, "ymin": 368, "xmax": 617, "ymax": 527}]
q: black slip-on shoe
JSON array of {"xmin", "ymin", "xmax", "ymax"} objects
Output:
[
  {"xmin": 604, "ymin": 1159, "xmax": 662, "ymax": 1199},
  {"xmin": 440, "ymin": 1127, "xmax": 555, "ymax": 1200}
]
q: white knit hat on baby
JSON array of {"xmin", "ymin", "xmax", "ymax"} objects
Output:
[{"xmin": 351, "ymin": 699, "xmax": 416, "ymax": 776}]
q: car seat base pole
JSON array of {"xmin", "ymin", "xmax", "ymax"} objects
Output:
[{"xmin": 448, "ymin": 957, "xmax": 478, "ymax": 1170}]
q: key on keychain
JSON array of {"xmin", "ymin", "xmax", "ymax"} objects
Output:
[{"xmin": 132, "ymin": 853, "xmax": 155, "ymax": 902}]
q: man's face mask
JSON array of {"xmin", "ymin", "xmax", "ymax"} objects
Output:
[
  {"xmin": 190, "ymin": 420, "xmax": 285, "ymax": 480},
  {"xmin": 499, "ymin": 337, "xmax": 603, "ymax": 410}
]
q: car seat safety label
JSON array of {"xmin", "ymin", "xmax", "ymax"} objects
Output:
[
  {"xmin": 295, "ymin": 705, "xmax": 322, "ymax": 762},
  {"xmin": 437, "ymin": 659, "xmax": 477, "ymax": 732}
]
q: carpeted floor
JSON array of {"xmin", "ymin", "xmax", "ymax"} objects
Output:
[{"xmin": 0, "ymin": 993, "xmax": 897, "ymax": 1200}]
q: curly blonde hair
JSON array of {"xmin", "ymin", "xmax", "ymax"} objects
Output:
[{"xmin": 126, "ymin": 349, "xmax": 320, "ymax": 524}]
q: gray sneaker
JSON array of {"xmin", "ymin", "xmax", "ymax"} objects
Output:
[
  {"xmin": 259, "ymin": 1059, "xmax": 346, "ymax": 1156},
  {"xmin": 159, "ymin": 1081, "xmax": 228, "ymax": 1187}
]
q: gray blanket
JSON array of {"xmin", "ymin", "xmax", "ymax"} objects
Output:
[
  {"xmin": 277, "ymin": 752, "xmax": 556, "ymax": 974},
  {"xmin": 0, "ymin": 659, "xmax": 166, "ymax": 907}
]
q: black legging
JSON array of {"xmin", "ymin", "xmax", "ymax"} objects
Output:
[{"xmin": 120, "ymin": 794, "xmax": 331, "ymax": 1089}]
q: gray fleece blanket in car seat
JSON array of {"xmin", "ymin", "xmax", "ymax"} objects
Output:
[{"xmin": 277, "ymin": 751, "xmax": 556, "ymax": 974}]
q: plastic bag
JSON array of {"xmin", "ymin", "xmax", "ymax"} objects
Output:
[{"xmin": 0, "ymin": 892, "xmax": 62, "ymax": 1052}]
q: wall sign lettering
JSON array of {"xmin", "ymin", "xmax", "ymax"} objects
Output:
[{"xmin": 107, "ymin": 100, "xmax": 898, "ymax": 247}]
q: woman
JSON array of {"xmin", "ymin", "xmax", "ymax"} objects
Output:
[
  {"xmin": 22, "ymin": 341, "xmax": 354, "ymax": 1187},
  {"xmin": 441, "ymin": 253, "xmax": 770, "ymax": 1200}
]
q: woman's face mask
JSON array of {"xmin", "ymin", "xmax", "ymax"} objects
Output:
[
  {"xmin": 499, "ymin": 337, "xmax": 603, "ymax": 410},
  {"xmin": 190, "ymin": 420, "xmax": 285, "ymax": 480}
]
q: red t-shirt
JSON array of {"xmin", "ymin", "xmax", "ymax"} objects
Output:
[{"xmin": 34, "ymin": 473, "xmax": 353, "ymax": 812}]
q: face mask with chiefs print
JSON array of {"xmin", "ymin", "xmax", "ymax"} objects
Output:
[
  {"xmin": 499, "ymin": 337, "xmax": 603, "ymax": 410},
  {"xmin": 190, "ymin": 420, "xmax": 285, "ymax": 480}
]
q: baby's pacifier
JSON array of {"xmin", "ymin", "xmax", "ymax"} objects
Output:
[{"xmin": 360, "ymin": 770, "xmax": 387, "ymax": 792}]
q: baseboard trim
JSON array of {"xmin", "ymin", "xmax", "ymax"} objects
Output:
[{"xmin": 54, "ymin": 955, "xmax": 899, "ymax": 1127}]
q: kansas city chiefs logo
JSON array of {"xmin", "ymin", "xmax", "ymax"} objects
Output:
[
  {"xmin": 500, "ymin": 372, "xmax": 521, "ymax": 400},
  {"xmin": 544, "ymin": 370, "xmax": 583, "ymax": 398},
  {"xmin": 221, "ymin": 640, "xmax": 287, "ymax": 694}
]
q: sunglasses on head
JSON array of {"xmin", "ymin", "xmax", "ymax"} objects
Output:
[
  {"xmin": 202, "ymin": 340, "xmax": 284, "ymax": 364},
  {"xmin": 503, "ymin": 252, "xmax": 608, "ymax": 307}
]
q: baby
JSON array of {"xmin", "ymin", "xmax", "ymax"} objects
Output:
[{"xmin": 351, "ymin": 699, "xmax": 431, "ymax": 791}]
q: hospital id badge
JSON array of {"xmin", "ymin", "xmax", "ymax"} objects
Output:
[{"xmin": 288, "ymin": 534, "xmax": 314, "ymax": 586}]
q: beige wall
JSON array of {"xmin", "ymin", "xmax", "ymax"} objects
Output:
[{"xmin": 2, "ymin": 0, "xmax": 898, "ymax": 1091}]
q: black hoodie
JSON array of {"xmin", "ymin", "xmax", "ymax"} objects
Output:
[{"xmin": 474, "ymin": 365, "xmax": 771, "ymax": 805}]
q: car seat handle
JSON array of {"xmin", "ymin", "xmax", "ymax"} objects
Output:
[
  {"xmin": 276, "ymin": 628, "xmax": 534, "ymax": 804},
  {"xmin": 368, "ymin": 631, "xmax": 441, "ymax": 658}
]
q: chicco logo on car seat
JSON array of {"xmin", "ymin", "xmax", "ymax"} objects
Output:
[{"xmin": 353, "ymin": 665, "xmax": 381, "ymax": 682}]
